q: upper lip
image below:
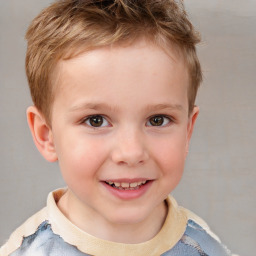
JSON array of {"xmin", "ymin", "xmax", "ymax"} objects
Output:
[{"xmin": 103, "ymin": 178, "xmax": 152, "ymax": 183}]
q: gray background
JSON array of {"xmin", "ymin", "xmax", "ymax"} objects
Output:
[{"xmin": 0, "ymin": 1, "xmax": 255, "ymax": 255}]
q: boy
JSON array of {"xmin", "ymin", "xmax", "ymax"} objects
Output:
[{"xmin": 0, "ymin": 0, "xmax": 234, "ymax": 255}]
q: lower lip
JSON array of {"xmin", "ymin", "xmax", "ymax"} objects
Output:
[{"xmin": 102, "ymin": 181, "xmax": 153, "ymax": 200}]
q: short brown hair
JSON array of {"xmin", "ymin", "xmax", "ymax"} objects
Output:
[{"xmin": 26, "ymin": 0, "xmax": 202, "ymax": 124}]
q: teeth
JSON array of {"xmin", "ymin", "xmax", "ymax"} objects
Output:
[
  {"xmin": 106, "ymin": 181, "xmax": 147, "ymax": 188},
  {"xmin": 121, "ymin": 182, "xmax": 129, "ymax": 188},
  {"xmin": 130, "ymin": 182, "xmax": 138, "ymax": 188}
]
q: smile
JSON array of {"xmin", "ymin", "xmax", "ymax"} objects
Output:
[
  {"xmin": 102, "ymin": 179, "xmax": 153, "ymax": 200},
  {"xmin": 105, "ymin": 180, "xmax": 147, "ymax": 190}
]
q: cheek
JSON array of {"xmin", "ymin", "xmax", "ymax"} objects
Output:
[
  {"xmin": 56, "ymin": 135, "xmax": 109, "ymax": 184},
  {"xmin": 152, "ymin": 138, "xmax": 186, "ymax": 194},
  {"xmin": 152, "ymin": 133, "xmax": 187, "ymax": 171}
]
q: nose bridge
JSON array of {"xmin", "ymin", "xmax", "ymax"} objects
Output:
[{"xmin": 111, "ymin": 125, "xmax": 149, "ymax": 166}]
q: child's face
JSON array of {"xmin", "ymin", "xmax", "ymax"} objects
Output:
[{"xmin": 46, "ymin": 39, "xmax": 198, "ymax": 226}]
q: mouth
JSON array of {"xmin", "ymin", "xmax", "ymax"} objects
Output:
[
  {"xmin": 102, "ymin": 179, "xmax": 153, "ymax": 200},
  {"xmin": 104, "ymin": 180, "xmax": 148, "ymax": 190}
]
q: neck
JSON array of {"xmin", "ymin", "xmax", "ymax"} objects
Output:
[{"xmin": 57, "ymin": 190, "xmax": 168, "ymax": 244}]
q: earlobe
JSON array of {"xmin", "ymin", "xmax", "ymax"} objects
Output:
[
  {"xmin": 27, "ymin": 106, "xmax": 58, "ymax": 162},
  {"xmin": 185, "ymin": 106, "xmax": 199, "ymax": 154}
]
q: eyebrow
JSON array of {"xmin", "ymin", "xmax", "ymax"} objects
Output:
[
  {"xmin": 69, "ymin": 102, "xmax": 184, "ymax": 113},
  {"xmin": 69, "ymin": 102, "xmax": 119, "ymax": 112},
  {"xmin": 145, "ymin": 103, "xmax": 184, "ymax": 112}
]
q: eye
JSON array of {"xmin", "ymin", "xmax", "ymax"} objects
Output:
[
  {"xmin": 147, "ymin": 115, "xmax": 171, "ymax": 127},
  {"xmin": 84, "ymin": 115, "xmax": 109, "ymax": 127}
]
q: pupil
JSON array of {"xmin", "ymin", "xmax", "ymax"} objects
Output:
[
  {"xmin": 90, "ymin": 116, "xmax": 103, "ymax": 127},
  {"xmin": 150, "ymin": 116, "xmax": 163, "ymax": 126}
]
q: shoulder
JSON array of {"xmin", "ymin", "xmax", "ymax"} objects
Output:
[
  {"xmin": 0, "ymin": 207, "xmax": 48, "ymax": 256},
  {"xmin": 182, "ymin": 207, "xmax": 222, "ymax": 242},
  {"xmin": 1, "ymin": 220, "xmax": 87, "ymax": 256},
  {"xmin": 0, "ymin": 189, "xmax": 89, "ymax": 256},
  {"xmin": 164, "ymin": 196, "xmax": 233, "ymax": 256}
]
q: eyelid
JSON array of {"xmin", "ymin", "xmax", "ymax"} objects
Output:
[
  {"xmin": 146, "ymin": 114, "xmax": 174, "ymax": 127},
  {"xmin": 82, "ymin": 114, "xmax": 111, "ymax": 128}
]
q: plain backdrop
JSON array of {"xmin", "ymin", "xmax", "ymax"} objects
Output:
[{"xmin": 0, "ymin": 1, "xmax": 255, "ymax": 255}]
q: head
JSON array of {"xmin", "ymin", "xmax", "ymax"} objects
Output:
[
  {"xmin": 26, "ymin": 0, "xmax": 202, "ymax": 241},
  {"xmin": 26, "ymin": 0, "xmax": 202, "ymax": 125}
]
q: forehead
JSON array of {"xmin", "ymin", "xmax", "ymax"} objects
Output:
[{"xmin": 51, "ymin": 39, "xmax": 189, "ymax": 111}]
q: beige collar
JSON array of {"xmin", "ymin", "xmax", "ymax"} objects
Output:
[{"xmin": 47, "ymin": 188, "xmax": 187, "ymax": 256}]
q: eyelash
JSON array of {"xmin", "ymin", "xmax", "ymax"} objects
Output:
[
  {"xmin": 146, "ymin": 115, "xmax": 173, "ymax": 127},
  {"xmin": 82, "ymin": 114, "xmax": 173, "ymax": 128},
  {"xmin": 83, "ymin": 115, "xmax": 110, "ymax": 128}
]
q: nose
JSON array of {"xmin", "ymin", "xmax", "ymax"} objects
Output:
[{"xmin": 111, "ymin": 128, "xmax": 149, "ymax": 167}]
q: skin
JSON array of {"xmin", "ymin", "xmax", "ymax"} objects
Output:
[{"xmin": 27, "ymin": 39, "xmax": 199, "ymax": 244}]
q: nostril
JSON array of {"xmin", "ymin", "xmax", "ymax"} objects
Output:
[
  {"xmin": 114, "ymin": 157, "xmax": 146, "ymax": 167},
  {"xmin": 118, "ymin": 161, "xmax": 126, "ymax": 166},
  {"xmin": 111, "ymin": 138, "xmax": 149, "ymax": 166}
]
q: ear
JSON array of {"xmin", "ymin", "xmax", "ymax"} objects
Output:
[
  {"xmin": 185, "ymin": 106, "xmax": 199, "ymax": 154},
  {"xmin": 27, "ymin": 106, "xmax": 57, "ymax": 162}
]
